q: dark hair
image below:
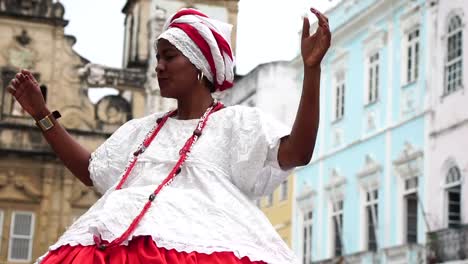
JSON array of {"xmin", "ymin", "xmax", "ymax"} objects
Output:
[{"xmin": 203, "ymin": 77, "xmax": 216, "ymax": 93}]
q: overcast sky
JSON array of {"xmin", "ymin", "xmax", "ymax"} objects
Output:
[{"xmin": 60, "ymin": 0, "xmax": 335, "ymax": 75}]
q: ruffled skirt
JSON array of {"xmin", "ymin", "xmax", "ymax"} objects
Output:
[{"xmin": 40, "ymin": 236, "xmax": 266, "ymax": 264}]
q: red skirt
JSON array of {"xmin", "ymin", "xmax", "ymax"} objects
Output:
[{"xmin": 41, "ymin": 236, "xmax": 266, "ymax": 264}]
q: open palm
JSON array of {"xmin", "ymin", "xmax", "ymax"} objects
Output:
[
  {"xmin": 7, "ymin": 69, "xmax": 47, "ymax": 119},
  {"xmin": 301, "ymin": 8, "xmax": 331, "ymax": 68}
]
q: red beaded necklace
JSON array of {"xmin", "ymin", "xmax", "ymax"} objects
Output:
[{"xmin": 93, "ymin": 100, "xmax": 224, "ymax": 250}]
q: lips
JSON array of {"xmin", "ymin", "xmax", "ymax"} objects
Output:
[{"xmin": 158, "ymin": 78, "xmax": 169, "ymax": 87}]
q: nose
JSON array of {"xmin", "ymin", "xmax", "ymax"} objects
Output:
[{"xmin": 155, "ymin": 60, "xmax": 165, "ymax": 74}]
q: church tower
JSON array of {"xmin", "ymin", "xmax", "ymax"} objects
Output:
[{"xmin": 121, "ymin": 0, "xmax": 240, "ymax": 113}]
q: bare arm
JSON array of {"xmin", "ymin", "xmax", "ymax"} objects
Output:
[
  {"xmin": 278, "ymin": 8, "xmax": 331, "ymax": 169},
  {"xmin": 8, "ymin": 70, "xmax": 93, "ymax": 186}
]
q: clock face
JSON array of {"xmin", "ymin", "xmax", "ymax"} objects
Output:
[{"xmin": 96, "ymin": 95, "xmax": 131, "ymax": 125}]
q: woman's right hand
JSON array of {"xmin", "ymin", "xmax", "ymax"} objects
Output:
[
  {"xmin": 8, "ymin": 70, "xmax": 93, "ymax": 186},
  {"xmin": 7, "ymin": 69, "xmax": 50, "ymax": 120}
]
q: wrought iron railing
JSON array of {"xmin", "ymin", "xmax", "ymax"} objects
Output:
[{"xmin": 427, "ymin": 225, "xmax": 468, "ymax": 262}]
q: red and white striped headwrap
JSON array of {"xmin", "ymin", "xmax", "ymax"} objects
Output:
[{"xmin": 157, "ymin": 8, "xmax": 235, "ymax": 92}]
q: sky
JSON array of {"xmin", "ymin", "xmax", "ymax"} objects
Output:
[
  {"xmin": 60, "ymin": 0, "xmax": 335, "ymax": 101},
  {"xmin": 60, "ymin": 0, "xmax": 335, "ymax": 72}
]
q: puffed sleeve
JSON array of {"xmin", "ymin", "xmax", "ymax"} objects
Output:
[
  {"xmin": 88, "ymin": 118, "xmax": 144, "ymax": 194},
  {"xmin": 230, "ymin": 106, "xmax": 293, "ymax": 198}
]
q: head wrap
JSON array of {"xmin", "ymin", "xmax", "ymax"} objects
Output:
[{"xmin": 157, "ymin": 8, "xmax": 235, "ymax": 92}]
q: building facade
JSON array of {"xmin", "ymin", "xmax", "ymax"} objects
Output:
[
  {"xmin": 294, "ymin": 0, "xmax": 430, "ymax": 263},
  {"xmin": 425, "ymin": 0, "xmax": 468, "ymax": 262},
  {"xmin": 0, "ymin": 1, "xmax": 145, "ymax": 263},
  {"xmin": 257, "ymin": 173, "xmax": 295, "ymax": 247}
]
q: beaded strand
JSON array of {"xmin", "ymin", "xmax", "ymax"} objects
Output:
[{"xmin": 93, "ymin": 101, "xmax": 224, "ymax": 250}]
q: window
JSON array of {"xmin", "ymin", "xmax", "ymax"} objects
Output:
[
  {"xmin": 445, "ymin": 15, "xmax": 463, "ymax": 94},
  {"xmin": 446, "ymin": 166, "xmax": 462, "ymax": 228},
  {"xmin": 1, "ymin": 69, "xmax": 42, "ymax": 118},
  {"xmin": 1, "ymin": 68, "xmax": 19, "ymax": 118},
  {"xmin": 405, "ymin": 176, "xmax": 419, "ymax": 191},
  {"xmin": 334, "ymin": 72, "xmax": 345, "ymax": 120},
  {"xmin": 405, "ymin": 193, "xmax": 418, "ymax": 243},
  {"xmin": 40, "ymin": 85, "xmax": 47, "ymax": 103},
  {"xmin": 447, "ymin": 186, "xmax": 461, "ymax": 228},
  {"xmin": 255, "ymin": 199, "xmax": 261, "ymax": 208},
  {"xmin": 403, "ymin": 175, "xmax": 419, "ymax": 243},
  {"xmin": 303, "ymin": 210, "xmax": 313, "ymax": 264},
  {"xmin": 332, "ymin": 200, "xmax": 344, "ymax": 257},
  {"xmin": 124, "ymin": 10, "xmax": 138, "ymax": 66},
  {"xmin": 367, "ymin": 52, "xmax": 380, "ymax": 104},
  {"xmin": 280, "ymin": 179, "xmax": 288, "ymax": 201},
  {"xmin": 446, "ymin": 166, "xmax": 461, "ymax": 184},
  {"xmin": 0, "ymin": 210, "xmax": 4, "ymax": 250},
  {"xmin": 130, "ymin": 4, "xmax": 140, "ymax": 63},
  {"xmin": 266, "ymin": 193, "xmax": 274, "ymax": 207},
  {"xmin": 8, "ymin": 211, "xmax": 35, "ymax": 262},
  {"xmin": 365, "ymin": 189, "xmax": 378, "ymax": 251},
  {"xmin": 406, "ymin": 28, "xmax": 420, "ymax": 83}
]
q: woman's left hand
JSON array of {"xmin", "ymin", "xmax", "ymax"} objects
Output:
[{"xmin": 301, "ymin": 8, "xmax": 331, "ymax": 69}]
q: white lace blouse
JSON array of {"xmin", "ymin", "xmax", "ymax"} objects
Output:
[{"xmin": 36, "ymin": 105, "xmax": 299, "ymax": 264}]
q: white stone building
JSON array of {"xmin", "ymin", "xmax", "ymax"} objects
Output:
[{"xmin": 425, "ymin": 0, "xmax": 468, "ymax": 262}]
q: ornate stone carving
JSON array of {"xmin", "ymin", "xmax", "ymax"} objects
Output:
[
  {"xmin": 70, "ymin": 186, "xmax": 100, "ymax": 209},
  {"xmin": 60, "ymin": 107, "xmax": 95, "ymax": 130},
  {"xmin": 326, "ymin": 168, "xmax": 347, "ymax": 201},
  {"xmin": 0, "ymin": 0, "xmax": 65, "ymax": 20},
  {"xmin": 0, "ymin": 169, "xmax": 42, "ymax": 202},
  {"xmin": 51, "ymin": 1, "xmax": 64, "ymax": 19},
  {"xmin": 15, "ymin": 29, "xmax": 31, "ymax": 46},
  {"xmin": 393, "ymin": 142, "xmax": 423, "ymax": 179},
  {"xmin": 357, "ymin": 155, "xmax": 382, "ymax": 189},
  {"xmin": 95, "ymin": 95, "xmax": 131, "ymax": 125},
  {"xmin": 78, "ymin": 63, "xmax": 146, "ymax": 91},
  {"xmin": 296, "ymin": 184, "xmax": 316, "ymax": 211},
  {"xmin": 7, "ymin": 45, "xmax": 37, "ymax": 69}
]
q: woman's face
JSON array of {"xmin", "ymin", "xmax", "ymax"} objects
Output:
[{"xmin": 155, "ymin": 39, "xmax": 199, "ymax": 99}]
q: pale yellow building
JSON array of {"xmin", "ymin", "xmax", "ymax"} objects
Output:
[{"xmin": 258, "ymin": 173, "xmax": 295, "ymax": 247}]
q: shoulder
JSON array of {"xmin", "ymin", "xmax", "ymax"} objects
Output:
[
  {"xmin": 221, "ymin": 105, "xmax": 265, "ymax": 121},
  {"xmin": 216, "ymin": 105, "xmax": 274, "ymax": 136},
  {"xmin": 112, "ymin": 112, "xmax": 166, "ymax": 136},
  {"xmin": 222, "ymin": 105, "xmax": 282, "ymax": 128},
  {"xmin": 220, "ymin": 104, "xmax": 291, "ymax": 137}
]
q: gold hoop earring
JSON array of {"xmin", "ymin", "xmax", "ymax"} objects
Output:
[{"xmin": 197, "ymin": 71, "xmax": 204, "ymax": 82}]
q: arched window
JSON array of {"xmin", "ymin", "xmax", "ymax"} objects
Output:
[
  {"xmin": 446, "ymin": 166, "xmax": 461, "ymax": 184},
  {"xmin": 445, "ymin": 15, "xmax": 463, "ymax": 94},
  {"xmin": 40, "ymin": 85, "xmax": 47, "ymax": 103},
  {"xmin": 445, "ymin": 166, "xmax": 462, "ymax": 228}
]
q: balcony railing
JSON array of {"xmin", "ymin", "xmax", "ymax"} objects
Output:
[
  {"xmin": 310, "ymin": 244, "xmax": 425, "ymax": 264},
  {"xmin": 427, "ymin": 225, "xmax": 468, "ymax": 262}
]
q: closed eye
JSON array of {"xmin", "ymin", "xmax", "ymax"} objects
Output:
[{"xmin": 156, "ymin": 53, "xmax": 177, "ymax": 62}]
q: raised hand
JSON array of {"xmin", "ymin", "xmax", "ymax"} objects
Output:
[
  {"xmin": 7, "ymin": 69, "xmax": 50, "ymax": 119},
  {"xmin": 301, "ymin": 8, "xmax": 331, "ymax": 69}
]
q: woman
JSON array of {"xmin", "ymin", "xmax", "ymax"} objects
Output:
[{"xmin": 7, "ymin": 7, "xmax": 330, "ymax": 264}]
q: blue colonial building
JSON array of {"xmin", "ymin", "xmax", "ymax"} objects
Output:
[
  {"xmin": 293, "ymin": 0, "xmax": 431, "ymax": 263},
  {"xmin": 224, "ymin": 0, "xmax": 466, "ymax": 262}
]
